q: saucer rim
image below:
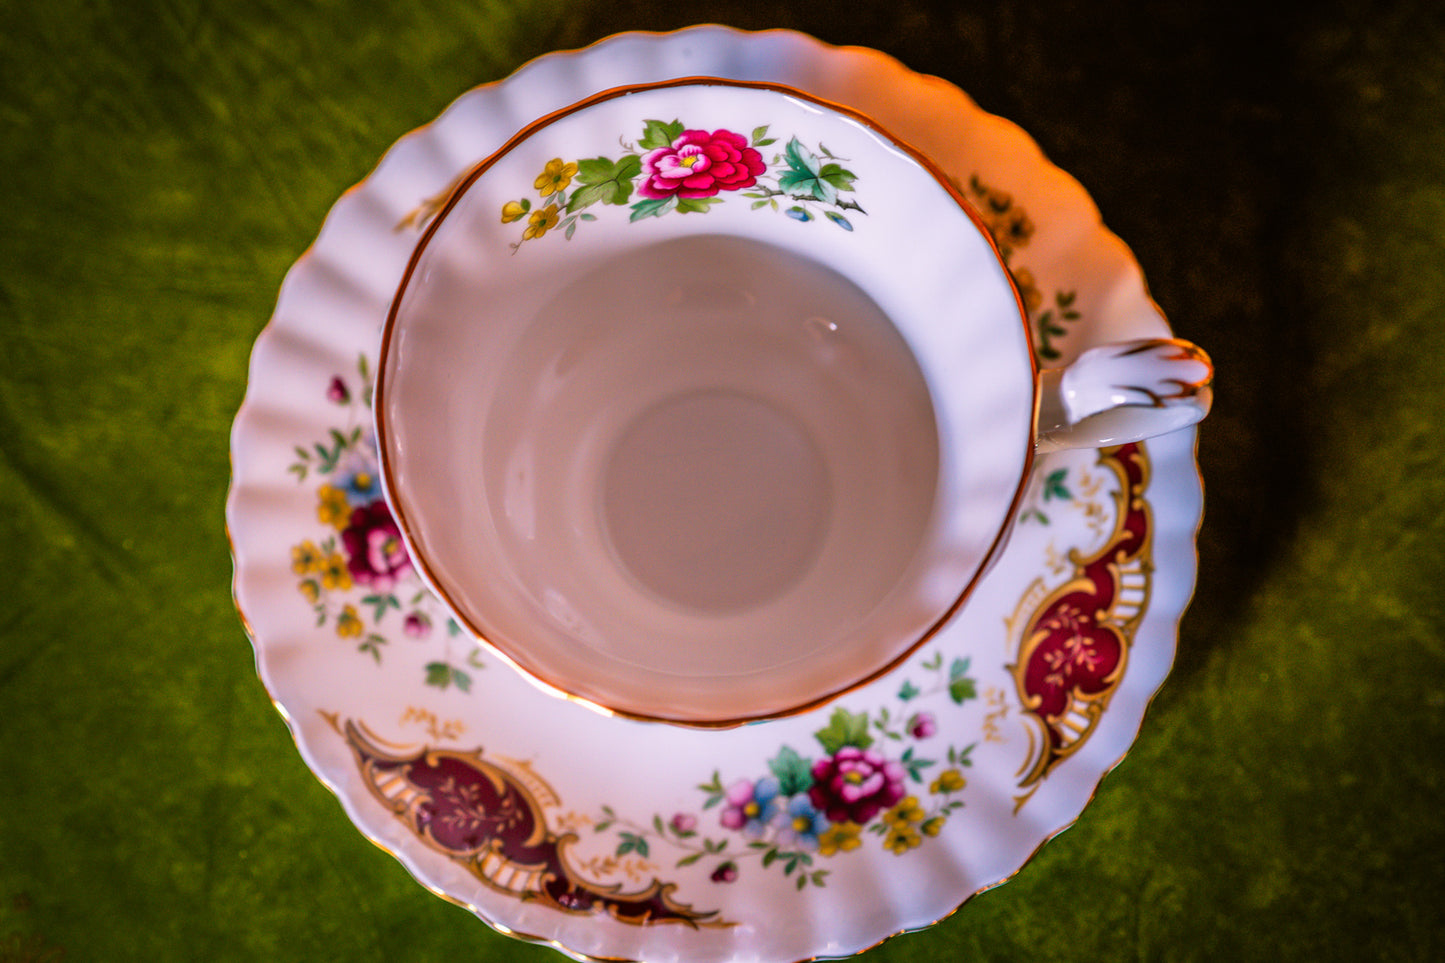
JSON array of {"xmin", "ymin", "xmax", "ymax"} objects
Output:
[{"xmin": 225, "ymin": 24, "xmax": 1206, "ymax": 963}]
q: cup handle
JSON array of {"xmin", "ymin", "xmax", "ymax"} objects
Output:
[{"xmin": 1035, "ymin": 338, "xmax": 1213, "ymax": 453}]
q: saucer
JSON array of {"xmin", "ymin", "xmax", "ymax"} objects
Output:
[{"xmin": 227, "ymin": 26, "xmax": 1203, "ymax": 963}]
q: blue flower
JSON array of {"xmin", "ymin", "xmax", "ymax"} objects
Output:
[
  {"xmin": 775, "ymin": 794, "xmax": 828, "ymax": 851},
  {"xmin": 337, "ymin": 452, "xmax": 383, "ymax": 507},
  {"xmin": 721, "ymin": 777, "xmax": 782, "ymax": 837}
]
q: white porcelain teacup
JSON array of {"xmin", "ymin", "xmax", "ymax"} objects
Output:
[{"xmin": 375, "ymin": 79, "xmax": 1211, "ymax": 727}]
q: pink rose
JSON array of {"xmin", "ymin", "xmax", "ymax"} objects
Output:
[
  {"xmin": 638, "ymin": 129, "xmax": 766, "ymax": 200},
  {"xmin": 807, "ymin": 747, "xmax": 907, "ymax": 825},
  {"xmin": 908, "ymin": 712, "xmax": 938, "ymax": 739},
  {"xmin": 341, "ymin": 500, "xmax": 412, "ymax": 593}
]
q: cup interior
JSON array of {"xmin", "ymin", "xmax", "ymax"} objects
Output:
[{"xmin": 377, "ymin": 81, "xmax": 1036, "ymax": 725}]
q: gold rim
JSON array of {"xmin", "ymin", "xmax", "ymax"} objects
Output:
[{"xmin": 372, "ymin": 74, "xmax": 1039, "ymax": 730}]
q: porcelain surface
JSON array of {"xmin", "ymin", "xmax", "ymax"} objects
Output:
[
  {"xmin": 376, "ymin": 79, "xmax": 1036, "ymax": 726},
  {"xmin": 227, "ymin": 26, "xmax": 1204, "ymax": 963}
]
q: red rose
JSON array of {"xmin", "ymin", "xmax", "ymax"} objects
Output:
[
  {"xmin": 807, "ymin": 747, "xmax": 907, "ymax": 825},
  {"xmin": 341, "ymin": 500, "xmax": 412, "ymax": 593},
  {"xmin": 638, "ymin": 129, "xmax": 766, "ymax": 200}
]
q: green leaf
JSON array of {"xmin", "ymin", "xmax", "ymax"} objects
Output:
[
  {"xmin": 639, "ymin": 119, "xmax": 685, "ymax": 150},
  {"xmin": 568, "ymin": 155, "xmax": 643, "ymax": 211},
  {"xmin": 424, "ymin": 661, "xmax": 471, "ymax": 692},
  {"xmin": 751, "ymin": 125, "xmax": 770, "ymax": 144},
  {"xmin": 900, "ymin": 746, "xmax": 936, "ymax": 782},
  {"xmin": 767, "ymin": 746, "xmax": 814, "ymax": 796},
  {"xmin": 898, "ymin": 679, "xmax": 921, "ymax": 702},
  {"xmin": 818, "ymin": 163, "xmax": 857, "ymax": 191},
  {"xmin": 784, "ymin": 137, "xmax": 821, "ymax": 174},
  {"xmin": 778, "ymin": 170, "xmax": 837, "ymax": 205},
  {"xmin": 824, "ymin": 211, "xmax": 853, "ymax": 231},
  {"xmin": 616, "ymin": 832, "xmax": 650, "ymax": 858},
  {"xmin": 777, "ymin": 138, "xmax": 839, "ymax": 204},
  {"xmin": 677, "ymin": 852, "xmax": 704, "ymax": 867},
  {"xmin": 675, "ymin": 196, "xmax": 722, "ymax": 214},
  {"xmin": 629, "ymin": 195, "xmax": 676, "ymax": 221},
  {"xmin": 814, "ymin": 707, "xmax": 874, "ymax": 754},
  {"xmin": 948, "ymin": 657, "xmax": 978, "ymax": 705},
  {"xmin": 363, "ymin": 593, "xmax": 399, "ymax": 622},
  {"xmin": 1043, "ymin": 468, "xmax": 1071, "ymax": 502},
  {"xmin": 359, "ymin": 635, "xmax": 386, "ymax": 664}
]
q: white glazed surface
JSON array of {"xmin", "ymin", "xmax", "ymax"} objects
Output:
[
  {"xmin": 376, "ymin": 82, "xmax": 1035, "ymax": 725},
  {"xmin": 228, "ymin": 27, "xmax": 1202, "ymax": 963}
]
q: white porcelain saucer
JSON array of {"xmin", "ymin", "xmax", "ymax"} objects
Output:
[{"xmin": 227, "ymin": 26, "xmax": 1203, "ymax": 963}]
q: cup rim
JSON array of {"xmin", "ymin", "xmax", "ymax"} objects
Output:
[{"xmin": 374, "ymin": 76, "xmax": 1040, "ymax": 728}]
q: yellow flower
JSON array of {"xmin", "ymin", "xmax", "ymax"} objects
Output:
[
  {"xmin": 883, "ymin": 796, "xmax": 925, "ymax": 827},
  {"xmin": 336, "ymin": 604, "xmax": 364, "ymax": 638},
  {"xmin": 930, "ymin": 769, "xmax": 966, "ymax": 795},
  {"xmin": 534, "ymin": 158, "xmax": 578, "ymax": 197},
  {"xmin": 883, "ymin": 823, "xmax": 922, "ymax": 855},
  {"xmin": 317, "ymin": 484, "xmax": 351, "ymax": 529},
  {"xmin": 817, "ymin": 822, "xmax": 862, "ymax": 857},
  {"xmin": 291, "ymin": 540, "xmax": 323, "ymax": 575},
  {"xmin": 320, "ymin": 552, "xmax": 352, "ymax": 592},
  {"xmin": 921, "ymin": 816, "xmax": 946, "ymax": 838},
  {"xmin": 501, "ymin": 199, "xmax": 529, "ymax": 223},
  {"xmin": 998, "ymin": 206, "xmax": 1035, "ymax": 250},
  {"xmin": 298, "ymin": 579, "xmax": 321, "ymax": 604},
  {"xmin": 1011, "ymin": 267, "xmax": 1044, "ymax": 316},
  {"xmin": 523, "ymin": 204, "xmax": 560, "ymax": 240}
]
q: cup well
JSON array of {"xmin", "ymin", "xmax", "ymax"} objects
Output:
[{"xmin": 376, "ymin": 80, "xmax": 1038, "ymax": 725}]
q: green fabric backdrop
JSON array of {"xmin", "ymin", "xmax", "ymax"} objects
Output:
[{"xmin": 3, "ymin": 0, "xmax": 1443, "ymax": 960}]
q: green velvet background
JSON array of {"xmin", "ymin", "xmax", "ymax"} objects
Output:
[{"xmin": 3, "ymin": 0, "xmax": 1443, "ymax": 960}]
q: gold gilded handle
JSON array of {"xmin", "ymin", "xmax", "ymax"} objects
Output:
[{"xmin": 1036, "ymin": 338, "xmax": 1213, "ymax": 452}]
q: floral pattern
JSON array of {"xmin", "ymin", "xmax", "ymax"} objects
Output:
[
  {"xmin": 287, "ymin": 355, "xmax": 482, "ymax": 691},
  {"xmin": 959, "ymin": 173, "xmax": 1082, "ymax": 362},
  {"xmin": 591, "ymin": 654, "xmax": 979, "ymax": 890},
  {"xmin": 501, "ymin": 120, "xmax": 864, "ymax": 252},
  {"xmin": 1010, "ymin": 445, "xmax": 1151, "ymax": 804}
]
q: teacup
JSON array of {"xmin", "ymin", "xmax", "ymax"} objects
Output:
[{"xmin": 375, "ymin": 79, "xmax": 1211, "ymax": 727}]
